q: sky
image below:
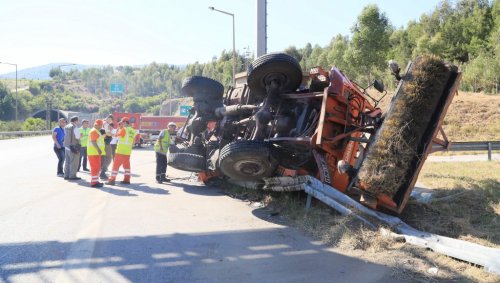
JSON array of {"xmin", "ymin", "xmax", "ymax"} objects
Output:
[{"xmin": 0, "ymin": 0, "xmax": 443, "ymax": 74}]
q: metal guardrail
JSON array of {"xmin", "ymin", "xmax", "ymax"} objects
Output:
[
  {"xmin": 432, "ymin": 141, "xmax": 500, "ymax": 161},
  {"xmin": 0, "ymin": 130, "xmax": 52, "ymax": 138}
]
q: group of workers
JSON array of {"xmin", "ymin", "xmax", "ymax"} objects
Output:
[{"xmin": 52, "ymin": 115, "xmax": 177, "ymax": 188}]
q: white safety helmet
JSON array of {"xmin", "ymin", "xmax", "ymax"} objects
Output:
[{"xmin": 167, "ymin": 122, "xmax": 177, "ymax": 127}]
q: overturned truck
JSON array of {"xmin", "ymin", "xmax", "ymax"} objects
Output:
[{"xmin": 168, "ymin": 53, "xmax": 461, "ymax": 214}]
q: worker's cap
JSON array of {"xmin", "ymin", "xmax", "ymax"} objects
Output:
[
  {"xmin": 94, "ymin": 119, "xmax": 104, "ymax": 126},
  {"xmin": 167, "ymin": 122, "xmax": 177, "ymax": 127},
  {"xmin": 119, "ymin": 117, "xmax": 129, "ymax": 123}
]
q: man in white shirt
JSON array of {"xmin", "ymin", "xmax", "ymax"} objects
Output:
[{"xmin": 110, "ymin": 123, "xmax": 118, "ymax": 158}]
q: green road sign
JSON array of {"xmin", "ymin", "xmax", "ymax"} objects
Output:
[
  {"xmin": 110, "ymin": 83, "xmax": 124, "ymax": 93},
  {"xmin": 180, "ymin": 105, "xmax": 192, "ymax": 116}
]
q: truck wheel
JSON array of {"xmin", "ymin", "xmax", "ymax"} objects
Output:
[
  {"xmin": 167, "ymin": 152, "xmax": 206, "ymax": 172},
  {"xmin": 247, "ymin": 53, "xmax": 302, "ymax": 98},
  {"xmin": 219, "ymin": 140, "xmax": 277, "ymax": 181},
  {"xmin": 181, "ymin": 76, "xmax": 224, "ymax": 98}
]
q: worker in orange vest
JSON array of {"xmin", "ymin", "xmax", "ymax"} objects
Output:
[
  {"xmin": 106, "ymin": 117, "xmax": 136, "ymax": 185},
  {"xmin": 87, "ymin": 119, "xmax": 106, "ymax": 187}
]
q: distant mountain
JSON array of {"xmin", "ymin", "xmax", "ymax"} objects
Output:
[
  {"xmin": 0, "ymin": 63, "xmax": 186, "ymax": 80},
  {"xmin": 0, "ymin": 63, "xmax": 98, "ymax": 80}
]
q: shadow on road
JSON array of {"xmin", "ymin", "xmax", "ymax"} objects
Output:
[
  {"xmin": 96, "ymin": 186, "xmax": 138, "ymax": 197},
  {"xmin": 70, "ymin": 180, "xmax": 168, "ymax": 196},
  {"xmin": 171, "ymin": 181, "xmax": 224, "ymax": 197},
  {"xmin": 0, "ymin": 228, "xmax": 399, "ymax": 282},
  {"xmin": 251, "ymin": 207, "xmax": 288, "ymax": 226},
  {"xmin": 121, "ymin": 183, "xmax": 170, "ymax": 195}
]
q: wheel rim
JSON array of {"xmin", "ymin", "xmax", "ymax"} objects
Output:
[
  {"xmin": 233, "ymin": 159, "xmax": 267, "ymax": 177},
  {"xmin": 219, "ymin": 141, "xmax": 277, "ymax": 181}
]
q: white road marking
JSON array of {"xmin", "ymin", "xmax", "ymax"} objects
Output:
[{"xmin": 55, "ymin": 193, "xmax": 109, "ymax": 283}]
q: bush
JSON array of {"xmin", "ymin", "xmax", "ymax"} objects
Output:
[
  {"xmin": 21, "ymin": 118, "xmax": 46, "ymax": 131},
  {"xmin": 0, "ymin": 120, "xmax": 23, "ymax": 131}
]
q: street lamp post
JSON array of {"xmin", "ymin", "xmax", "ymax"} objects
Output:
[
  {"xmin": 0, "ymin": 61, "xmax": 18, "ymax": 120},
  {"xmin": 209, "ymin": 6, "xmax": 236, "ymax": 86}
]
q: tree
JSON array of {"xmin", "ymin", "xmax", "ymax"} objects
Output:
[
  {"xmin": 124, "ymin": 99, "xmax": 146, "ymax": 113},
  {"xmin": 309, "ymin": 44, "xmax": 324, "ymax": 68},
  {"xmin": 283, "ymin": 46, "xmax": 303, "ymax": 63},
  {"xmin": 327, "ymin": 34, "xmax": 350, "ymax": 72},
  {"xmin": 0, "ymin": 82, "xmax": 9, "ymax": 119},
  {"xmin": 388, "ymin": 28, "xmax": 412, "ymax": 65},
  {"xmin": 49, "ymin": 68, "xmax": 62, "ymax": 78},
  {"xmin": 345, "ymin": 4, "xmax": 390, "ymax": 84}
]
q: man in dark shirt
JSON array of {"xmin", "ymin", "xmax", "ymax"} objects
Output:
[{"xmin": 52, "ymin": 118, "xmax": 66, "ymax": 177}]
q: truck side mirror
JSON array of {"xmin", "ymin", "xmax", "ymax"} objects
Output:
[
  {"xmin": 374, "ymin": 80, "xmax": 384, "ymax": 93},
  {"xmin": 388, "ymin": 60, "xmax": 401, "ymax": 80}
]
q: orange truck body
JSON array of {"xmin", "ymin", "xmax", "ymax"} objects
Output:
[{"xmin": 113, "ymin": 112, "xmax": 186, "ymax": 146}]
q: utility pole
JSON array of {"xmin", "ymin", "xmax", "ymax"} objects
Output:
[{"xmin": 256, "ymin": 0, "xmax": 267, "ymax": 57}]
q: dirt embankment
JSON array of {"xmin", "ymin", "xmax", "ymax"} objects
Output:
[{"xmin": 442, "ymin": 92, "xmax": 500, "ymax": 141}]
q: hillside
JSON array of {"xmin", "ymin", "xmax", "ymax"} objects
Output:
[
  {"xmin": 443, "ymin": 93, "xmax": 500, "ymax": 141},
  {"xmin": 376, "ymin": 90, "xmax": 500, "ymax": 142}
]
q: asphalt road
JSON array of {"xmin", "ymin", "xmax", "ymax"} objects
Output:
[{"xmin": 0, "ymin": 136, "xmax": 398, "ymax": 283}]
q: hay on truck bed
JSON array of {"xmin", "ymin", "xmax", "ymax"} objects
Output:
[{"xmin": 357, "ymin": 55, "xmax": 454, "ymax": 197}]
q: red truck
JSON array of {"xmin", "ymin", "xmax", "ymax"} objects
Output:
[{"xmin": 113, "ymin": 112, "xmax": 186, "ymax": 147}]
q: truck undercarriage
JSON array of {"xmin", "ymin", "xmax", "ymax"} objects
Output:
[{"xmin": 168, "ymin": 53, "xmax": 461, "ymax": 214}]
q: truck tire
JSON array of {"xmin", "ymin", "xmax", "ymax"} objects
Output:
[
  {"xmin": 247, "ymin": 53, "xmax": 302, "ymax": 98},
  {"xmin": 181, "ymin": 76, "xmax": 224, "ymax": 99},
  {"xmin": 167, "ymin": 152, "xmax": 206, "ymax": 172},
  {"xmin": 219, "ymin": 140, "xmax": 277, "ymax": 181}
]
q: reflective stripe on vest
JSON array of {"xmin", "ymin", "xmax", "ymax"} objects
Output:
[
  {"xmin": 116, "ymin": 126, "xmax": 136, "ymax": 155},
  {"xmin": 87, "ymin": 129, "xmax": 105, "ymax": 156},
  {"xmin": 80, "ymin": 128, "xmax": 90, "ymax": 146},
  {"xmin": 154, "ymin": 130, "xmax": 170, "ymax": 153}
]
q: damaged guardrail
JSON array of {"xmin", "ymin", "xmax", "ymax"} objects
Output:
[{"xmin": 303, "ymin": 176, "xmax": 500, "ymax": 275}]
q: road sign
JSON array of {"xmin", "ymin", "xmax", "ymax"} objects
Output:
[
  {"xmin": 110, "ymin": 83, "xmax": 124, "ymax": 93},
  {"xmin": 180, "ymin": 105, "xmax": 192, "ymax": 116}
]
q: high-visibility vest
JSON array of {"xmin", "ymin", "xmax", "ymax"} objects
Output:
[
  {"xmin": 116, "ymin": 126, "xmax": 136, "ymax": 156},
  {"xmin": 154, "ymin": 130, "xmax": 170, "ymax": 153},
  {"xmin": 87, "ymin": 128, "xmax": 105, "ymax": 156},
  {"xmin": 79, "ymin": 127, "xmax": 90, "ymax": 147}
]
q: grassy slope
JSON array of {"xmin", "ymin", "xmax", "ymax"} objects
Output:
[
  {"xmin": 443, "ymin": 92, "xmax": 500, "ymax": 141},
  {"xmin": 377, "ymin": 91, "xmax": 500, "ymax": 141},
  {"xmin": 406, "ymin": 162, "xmax": 500, "ymax": 246}
]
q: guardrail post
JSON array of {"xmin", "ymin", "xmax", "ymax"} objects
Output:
[
  {"xmin": 488, "ymin": 142, "xmax": 492, "ymax": 161},
  {"xmin": 305, "ymin": 194, "xmax": 312, "ymax": 212}
]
